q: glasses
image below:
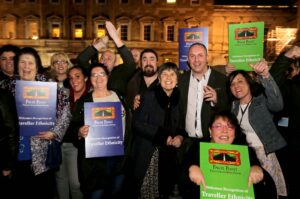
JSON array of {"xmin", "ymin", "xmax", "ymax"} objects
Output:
[
  {"xmin": 53, "ymin": 60, "xmax": 67, "ymax": 65},
  {"xmin": 211, "ymin": 124, "xmax": 235, "ymax": 131},
  {"xmin": 91, "ymin": 72, "xmax": 107, "ymax": 78}
]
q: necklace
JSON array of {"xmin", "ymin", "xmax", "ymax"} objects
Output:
[{"xmin": 239, "ymin": 98, "xmax": 252, "ymax": 125}]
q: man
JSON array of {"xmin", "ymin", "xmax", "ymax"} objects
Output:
[
  {"xmin": 0, "ymin": 88, "xmax": 19, "ymax": 196},
  {"xmin": 126, "ymin": 48, "xmax": 159, "ymax": 110},
  {"xmin": 77, "ymin": 21, "xmax": 136, "ymax": 97},
  {"xmin": 0, "ymin": 45, "xmax": 19, "ymax": 81},
  {"xmin": 178, "ymin": 43, "xmax": 229, "ymax": 139}
]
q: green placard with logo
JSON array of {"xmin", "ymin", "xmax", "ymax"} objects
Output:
[
  {"xmin": 200, "ymin": 142, "xmax": 255, "ymax": 199},
  {"xmin": 228, "ymin": 21, "xmax": 264, "ymax": 71}
]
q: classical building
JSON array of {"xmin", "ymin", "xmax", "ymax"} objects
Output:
[{"xmin": 0, "ymin": 0, "xmax": 298, "ymax": 66}]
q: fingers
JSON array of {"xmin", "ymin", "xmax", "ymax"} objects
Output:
[
  {"xmin": 203, "ymin": 85, "xmax": 217, "ymax": 104},
  {"xmin": 79, "ymin": 125, "xmax": 90, "ymax": 138},
  {"xmin": 133, "ymin": 95, "xmax": 141, "ymax": 110}
]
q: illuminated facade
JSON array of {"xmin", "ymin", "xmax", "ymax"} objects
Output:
[{"xmin": 0, "ymin": 0, "xmax": 298, "ymax": 66}]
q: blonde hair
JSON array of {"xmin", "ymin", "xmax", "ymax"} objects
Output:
[{"xmin": 50, "ymin": 52, "xmax": 73, "ymax": 70}]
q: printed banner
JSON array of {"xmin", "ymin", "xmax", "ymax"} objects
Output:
[
  {"xmin": 200, "ymin": 142, "xmax": 255, "ymax": 199},
  {"xmin": 15, "ymin": 80, "xmax": 57, "ymax": 160},
  {"xmin": 228, "ymin": 21, "xmax": 264, "ymax": 71},
  {"xmin": 179, "ymin": 27, "xmax": 208, "ymax": 70},
  {"xmin": 84, "ymin": 102, "xmax": 124, "ymax": 158}
]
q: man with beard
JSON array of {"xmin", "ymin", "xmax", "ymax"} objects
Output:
[
  {"xmin": 126, "ymin": 48, "xmax": 159, "ymax": 111},
  {"xmin": 77, "ymin": 21, "xmax": 135, "ymax": 97}
]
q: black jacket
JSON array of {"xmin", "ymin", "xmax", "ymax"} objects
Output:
[{"xmin": 0, "ymin": 89, "xmax": 19, "ymax": 171}]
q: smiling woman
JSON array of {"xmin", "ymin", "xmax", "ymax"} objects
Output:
[{"xmin": 131, "ymin": 62, "xmax": 185, "ymax": 198}]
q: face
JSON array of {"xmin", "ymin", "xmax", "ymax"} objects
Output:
[
  {"xmin": 90, "ymin": 67, "xmax": 108, "ymax": 90},
  {"xmin": 131, "ymin": 49, "xmax": 140, "ymax": 65},
  {"xmin": 52, "ymin": 55, "xmax": 69, "ymax": 75},
  {"xmin": 0, "ymin": 51, "xmax": 15, "ymax": 76},
  {"xmin": 141, "ymin": 52, "xmax": 158, "ymax": 77},
  {"xmin": 188, "ymin": 45, "xmax": 208, "ymax": 75},
  {"xmin": 100, "ymin": 51, "xmax": 116, "ymax": 72},
  {"xmin": 18, "ymin": 54, "xmax": 37, "ymax": 81},
  {"xmin": 159, "ymin": 69, "xmax": 177, "ymax": 95},
  {"xmin": 69, "ymin": 68, "xmax": 86, "ymax": 94},
  {"xmin": 230, "ymin": 74, "xmax": 252, "ymax": 104},
  {"xmin": 210, "ymin": 117, "xmax": 236, "ymax": 144}
]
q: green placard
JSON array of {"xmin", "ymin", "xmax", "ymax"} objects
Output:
[
  {"xmin": 228, "ymin": 22, "xmax": 264, "ymax": 71},
  {"xmin": 200, "ymin": 142, "xmax": 255, "ymax": 199}
]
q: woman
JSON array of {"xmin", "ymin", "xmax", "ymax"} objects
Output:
[
  {"xmin": 132, "ymin": 62, "xmax": 185, "ymax": 199},
  {"xmin": 0, "ymin": 47, "xmax": 68, "ymax": 199},
  {"xmin": 55, "ymin": 66, "xmax": 90, "ymax": 199},
  {"xmin": 228, "ymin": 60, "xmax": 287, "ymax": 197},
  {"xmin": 184, "ymin": 110, "xmax": 277, "ymax": 199},
  {"xmin": 70, "ymin": 64, "xmax": 130, "ymax": 199}
]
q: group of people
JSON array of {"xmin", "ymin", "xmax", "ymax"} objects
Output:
[{"xmin": 0, "ymin": 20, "xmax": 299, "ymax": 199}]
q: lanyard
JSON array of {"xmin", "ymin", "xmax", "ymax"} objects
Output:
[{"xmin": 239, "ymin": 98, "xmax": 252, "ymax": 125}]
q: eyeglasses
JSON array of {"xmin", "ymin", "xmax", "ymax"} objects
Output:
[
  {"xmin": 211, "ymin": 124, "xmax": 235, "ymax": 131},
  {"xmin": 53, "ymin": 60, "xmax": 67, "ymax": 65},
  {"xmin": 91, "ymin": 72, "xmax": 107, "ymax": 78}
]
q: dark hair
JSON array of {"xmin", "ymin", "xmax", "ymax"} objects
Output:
[
  {"xmin": 228, "ymin": 70, "xmax": 262, "ymax": 99},
  {"xmin": 209, "ymin": 110, "xmax": 246, "ymax": 145},
  {"xmin": 0, "ymin": 44, "xmax": 20, "ymax": 56},
  {"xmin": 90, "ymin": 63, "xmax": 110, "ymax": 77},
  {"xmin": 140, "ymin": 48, "xmax": 158, "ymax": 62},
  {"xmin": 158, "ymin": 62, "xmax": 179, "ymax": 80},
  {"xmin": 67, "ymin": 65, "xmax": 88, "ymax": 78},
  {"xmin": 15, "ymin": 47, "xmax": 43, "ymax": 73},
  {"xmin": 188, "ymin": 42, "xmax": 208, "ymax": 55}
]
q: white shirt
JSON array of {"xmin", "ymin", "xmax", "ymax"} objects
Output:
[{"xmin": 185, "ymin": 68, "xmax": 211, "ymax": 138}]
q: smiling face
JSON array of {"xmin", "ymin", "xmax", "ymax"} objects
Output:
[
  {"xmin": 188, "ymin": 44, "xmax": 208, "ymax": 77},
  {"xmin": 0, "ymin": 51, "xmax": 15, "ymax": 76},
  {"xmin": 230, "ymin": 73, "xmax": 252, "ymax": 104},
  {"xmin": 141, "ymin": 52, "xmax": 158, "ymax": 77},
  {"xmin": 18, "ymin": 54, "xmax": 37, "ymax": 81},
  {"xmin": 52, "ymin": 54, "xmax": 69, "ymax": 76},
  {"xmin": 90, "ymin": 66, "xmax": 108, "ymax": 91},
  {"xmin": 69, "ymin": 68, "xmax": 86, "ymax": 94},
  {"xmin": 159, "ymin": 69, "xmax": 178, "ymax": 96},
  {"xmin": 210, "ymin": 116, "xmax": 236, "ymax": 144}
]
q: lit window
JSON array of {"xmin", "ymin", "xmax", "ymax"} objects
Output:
[
  {"xmin": 120, "ymin": 25, "xmax": 128, "ymax": 41},
  {"xmin": 167, "ymin": 0, "xmax": 176, "ymax": 3},
  {"xmin": 5, "ymin": 21, "xmax": 16, "ymax": 39},
  {"xmin": 51, "ymin": 24, "xmax": 60, "ymax": 38},
  {"xmin": 144, "ymin": 25, "xmax": 151, "ymax": 41},
  {"xmin": 74, "ymin": 24, "xmax": 83, "ymax": 39},
  {"xmin": 167, "ymin": 25, "xmax": 175, "ymax": 41},
  {"xmin": 97, "ymin": 24, "xmax": 106, "ymax": 38},
  {"xmin": 29, "ymin": 22, "xmax": 38, "ymax": 39}
]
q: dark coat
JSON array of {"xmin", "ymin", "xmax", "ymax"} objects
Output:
[
  {"xmin": 132, "ymin": 85, "xmax": 184, "ymax": 185},
  {"xmin": 0, "ymin": 89, "xmax": 19, "ymax": 171},
  {"xmin": 69, "ymin": 92, "xmax": 132, "ymax": 193}
]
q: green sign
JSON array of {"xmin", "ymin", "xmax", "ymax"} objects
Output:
[
  {"xmin": 200, "ymin": 142, "xmax": 255, "ymax": 199},
  {"xmin": 228, "ymin": 22, "xmax": 264, "ymax": 71}
]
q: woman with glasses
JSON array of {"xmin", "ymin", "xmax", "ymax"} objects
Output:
[
  {"xmin": 182, "ymin": 110, "xmax": 277, "ymax": 199},
  {"xmin": 228, "ymin": 60, "xmax": 287, "ymax": 198},
  {"xmin": 69, "ymin": 64, "xmax": 130, "ymax": 199}
]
